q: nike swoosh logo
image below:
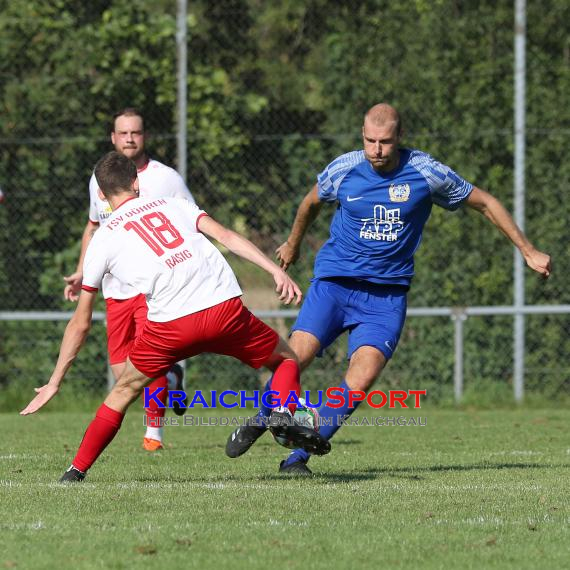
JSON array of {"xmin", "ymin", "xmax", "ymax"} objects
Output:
[
  {"xmin": 385, "ymin": 341, "xmax": 393, "ymax": 351},
  {"xmin": 347, "ymin": 196, "xmax": 363, "ymax": 202}
]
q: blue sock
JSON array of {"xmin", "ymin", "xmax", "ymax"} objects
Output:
[
  {"xmin": 284, "ymin": 380, "xmax": 363, "ymax": 466},
  {"xmin": 254, "ymin": 376, "xmax": 273, "ymax": 427}
]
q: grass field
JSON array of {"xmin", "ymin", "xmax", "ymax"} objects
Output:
[{"xmin": 1, "ymin": 407, "xmax": 569, "ymax": 569}]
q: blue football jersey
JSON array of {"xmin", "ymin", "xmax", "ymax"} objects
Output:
[{"xmin": 314, "ymin": 148, "xmax": 473, "ymax": 286}]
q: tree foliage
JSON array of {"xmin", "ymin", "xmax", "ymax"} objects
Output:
[{"xmin": 0, "ymin": 0, "xmax": 568, "ymax": 398}]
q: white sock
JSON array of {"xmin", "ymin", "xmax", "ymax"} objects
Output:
[{"xmin": 145, "ymin": 426, "xmax": 163, "ymax": 442}]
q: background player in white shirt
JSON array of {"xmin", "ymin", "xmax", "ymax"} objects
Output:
[
  {"xmin": 21, "ymin": 151, "xmax": 330, "ymax": 482},
  {"xmin": 63, "ymin": 108, "xmax": 195, "ymax": 451}
]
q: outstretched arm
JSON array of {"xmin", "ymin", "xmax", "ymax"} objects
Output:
[
  {"xmin": 276, "ymin": 185, "xmax": 324, "ymax": 270},
  {"xmin": 465, "ymin": 187, "xmax": 551, "ymax": 277},
  {"xmin": 197, "ymin": 215, "xmax": 302, "ymax": 305},
  {"xmin": 20, "ymin": 290, "xmax": 97, "ymax": 415},
  {"xmin": 63, "ymin": 220, "xmax": 99, "ymax": 301}
]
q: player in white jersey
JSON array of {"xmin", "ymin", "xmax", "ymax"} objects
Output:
[
  {"xmin": 63, "ymin": 108, "xmax": 195, "ymax": 451},
  {"xmin": 21, "ymin": 151, "xmax": 331, "ymax": 482}
]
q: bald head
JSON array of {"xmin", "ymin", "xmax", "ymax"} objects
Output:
[
  {"xmin": 361, "ymin": 104, "xmax": 402, "ymax": 172},
  {"xmin": 364, "ymin": 103, "xmax": 401, "ymax": 136}
]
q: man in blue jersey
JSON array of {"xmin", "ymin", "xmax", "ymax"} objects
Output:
[{"xmin": 226, "ymin": 103, "xmax": 551, "ymax": 475}]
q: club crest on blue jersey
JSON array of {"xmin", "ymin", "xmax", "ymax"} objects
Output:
[
  {"xmin": 359, "ymin": 204, "xmax": 403, "ymax": 242},
  {"xmin": 389, "ymin": 183, "xmax": 411, "ymax": 202}
]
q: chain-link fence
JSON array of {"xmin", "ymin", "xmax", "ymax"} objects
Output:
[
  {"xmin": 0, "ymin": 1, "xmax": 569, "ymax": 407},
  {"xmin": 2, "ymin": 308, "xmax": 569, "ymax": 411}
]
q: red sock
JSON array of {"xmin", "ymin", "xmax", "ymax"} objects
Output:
[
  {"xmin": 271, "ymin": 359, "xmax": 300, "ymax": 414},
  {"xmin": 144, "ymin": 376, "xmax": 168, "ymax": 428},
  {"xmin": 72, "ymin": 403, "xmax": 124, "ymax": 473}
]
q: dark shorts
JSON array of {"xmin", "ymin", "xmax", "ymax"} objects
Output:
[{"xmin": 291, "ymin": 277, "xmax": 407, "ymax": 360}]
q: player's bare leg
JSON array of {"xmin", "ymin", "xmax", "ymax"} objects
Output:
[
  {"xmin": 60, "ymin": 360, "xmax": 151, "ymax": 482},
  {"xmin": 344, "ymin": 346, "xmax": 388, "ymax": 392},
  {"xmin": 112, "ymin": 360, "xmax": 174, "ymax": 451},
  {"xmin": 281, "ymin": 345, "xmax": 387, "ymax": 476},
  {"xmin": 110, "ymin": 362, "xmax": 126, "ymax": 379},
  {"xmin": 288, "ymin": 330, "xmax": 321, "ymax": 371},
  {"xmin": 105, "ymin": 363, "xmax": 152, "ymax": 411}
]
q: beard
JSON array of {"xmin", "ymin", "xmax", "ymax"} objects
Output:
[{"xmin": 121, "ymin": 146, "xmax": 144, "ymax": 161}]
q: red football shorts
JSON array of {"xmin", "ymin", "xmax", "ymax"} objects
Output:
[
  {"xmin": 105, "ymin": 294, "xmax": 148, "ymax": 365},
  {"xmin": 129, "ymin": 297, "xmax": 279, "ymax": 378}
]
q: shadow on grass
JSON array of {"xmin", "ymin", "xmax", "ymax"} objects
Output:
[
  {"xmin": 310, "ymin": 461, "xmax": 568, "ymax": 483},
  {"xmin": 109, "ymin": 461, "xmax": 567, "ymax": 485},
  {"xmin": 254, "ymin": 461, "xmax": 568, "ymax": 483}
]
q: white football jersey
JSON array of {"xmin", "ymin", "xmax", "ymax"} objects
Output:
[
  {"xmin": 87, "ymin": 158, "xmax": 195, "ymax": 299},
  {"xmin": 82, "ymin": 197, "xmax": 242, "ymax": 322}
]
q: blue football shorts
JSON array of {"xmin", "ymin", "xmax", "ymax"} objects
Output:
[{"xmin": 291, "ymin": 277, "xmax": 407, "ymax": 360}]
